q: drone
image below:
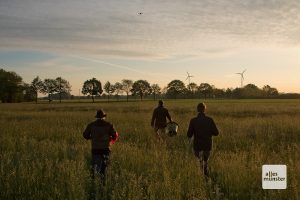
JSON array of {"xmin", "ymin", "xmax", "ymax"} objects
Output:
[{"xmin": 137, "ymin": 12, "xmax": 143, "ymax": 15}]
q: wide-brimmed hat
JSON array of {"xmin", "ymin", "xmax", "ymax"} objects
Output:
[{"xmin": 95, "ymin": 109, "xmax": 107, "ymax": 118}]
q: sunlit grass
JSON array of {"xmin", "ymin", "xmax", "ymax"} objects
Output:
[{"xmin": 1, "ymin": 100, "xmax": 299, "ymax": 199}]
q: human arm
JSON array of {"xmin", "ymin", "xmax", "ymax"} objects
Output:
[
  {"xmin": 83, "ymin": 124, "xmax": 92, "ymax": 139},
  {"xmin": 151, "ymin": 110, "xmax": 156, "ymax": 127},
  {"xmin": 210, "ymin": 118, "xmax": 219, "ymax": 136},
  {"xmin": 187, "ymin": 119, "xmax": 194, "ymax": 138},
  {"xmin": 166, "ymin": 109, "xmax": 172, "ymax": 122},
  {"xmin": 109, "ymin": 124, "xmax": 118, "ymax": 144}
]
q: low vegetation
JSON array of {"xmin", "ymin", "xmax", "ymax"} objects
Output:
[{"xmin": 1, "ymin": 99, "xmax": 299, "ymax": 199}]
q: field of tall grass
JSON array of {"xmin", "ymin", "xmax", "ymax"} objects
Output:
[{"xmin": 1, "ymin": 100, "xmax": 299, "ymax": 200}]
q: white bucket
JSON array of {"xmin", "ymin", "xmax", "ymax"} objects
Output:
[{"xmin": 166, "ymin": 122, "xmax": 179, "ymax": 136}]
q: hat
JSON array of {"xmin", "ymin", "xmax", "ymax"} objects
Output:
[{"xmin": 95, "ymin": 109, "xmax": 107, "ymax": 118}]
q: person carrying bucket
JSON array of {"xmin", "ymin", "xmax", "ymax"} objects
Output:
[
  {"xmin": 151, "ymin": 100, "xmax": 172, "ymax": 140},
  {"xmin": 83, "ymin": 109, "xmax": 118, "ymax": 182},
  {"xmin": 187, "ymin": 103, "xmax": 219, "ymax": 177}
]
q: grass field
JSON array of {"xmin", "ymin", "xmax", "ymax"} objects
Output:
[{"xmin": 1, "ymin": 99, "xmax": 300, "ymax": 200}]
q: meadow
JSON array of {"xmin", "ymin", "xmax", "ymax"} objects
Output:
[{"xmin": 0, "ymin": 99, "xmax": 299, "ymax": 200}]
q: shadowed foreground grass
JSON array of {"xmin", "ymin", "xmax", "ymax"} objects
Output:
[{"xmin": 0, "ymin": 100, "xmax": 299, "ymax": 199}]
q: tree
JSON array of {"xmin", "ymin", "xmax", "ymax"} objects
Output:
[
  {"xmin": 114, "ymin": 82, "xmax": 123, "ymax": 101},
  {"xmin": 187, "ymin": 82, "xmax": 198, "ymax": 93},
  {"xmin": 23, "ymin": 83, "xmax": 36, "ymax": 102},
  {"xmin": 122, "ymin": 79, "xmax": 133, "ymax": 102},
  {"xmin": 225, "ymin": 88, "xmax": 233, "ymax": 98},
  {"xmin": 151, "ymin": 84, "xmax": 161, "ymax": 100},
  {"xmin": 41, "ymin": 79, "xmax": 58, "ymax": 103},
  {"xmin": 0, "ymin": 69, "xmax": 23, "ymax": 103},
  {"xmin": 161, "ymin": 87, "xmax": 168, "ymax": 96},
  {"xmin": 82, "ymin": 78, "xmax": 103, "ymax": 102},
  {"xmin": 242, "ymin": 84, "xmax": 263, "ymax": 98},
  {"xmin": 56, "ymin": 77, "xmax": 71, "ymax": 103},
  {"xmin": 131, "ymin": 80, "xmax": 151, "ymax": 100},
  {"xmin": 213, "ymin": 88, "xmax": 225, "ymax": 98},
  {"xmin": 198, "ymin": 83, "xmax": 213, "ymax": 99},
  {"xmin": 187, "ymin": 82, "xmax": 198, "ymax": 98},
  {"xmin": 31, "ymin": 76, "xmax": 43, "ymax": 103},
  {"xmin": 262, "ymin": 85, "xmax": 279, "ymax": 98},
  {"xmin": 166, "ymin": 80, "xmax": 186, "ymax": 99},
  {"xmin": 104, "ymin": 81, "xmax": 115, "ymax": 102},
  {"xmin": 232, "ymin": 87, "xmax": 243, "ymax": 98}
]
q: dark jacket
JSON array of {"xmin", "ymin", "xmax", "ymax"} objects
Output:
[
  {"xmin": 83, "ymin": 119, "xmax": 117, "ymax": 154},
  {"xmin": 151, "ymin": 106, "xmax": 171, "ymax": 128},
  {"xmin": 187, "ymin": 113, "xmax": 219, "ymax": 151}
]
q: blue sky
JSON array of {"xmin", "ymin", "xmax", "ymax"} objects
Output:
[{"xmin": 1, "ymin": 0, "xmax": 300, "ymax": 94}]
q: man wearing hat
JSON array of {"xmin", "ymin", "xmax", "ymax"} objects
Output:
[
  {"xmin": 151, "ymin": 100, "xmax": 172, "ymax": 140},
  {"xmin": 83, "ymin": 109, "xmax": 118, "ymax": 180},
  {"xmin": 187, "ymin": 103, "xmax": 219, "ymax": 177}
]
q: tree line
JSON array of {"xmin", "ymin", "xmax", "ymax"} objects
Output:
[{"xmin": 1, "ymin": 68, "xmax": 299, "ymax": 103}]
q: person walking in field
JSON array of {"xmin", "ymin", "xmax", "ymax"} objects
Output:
[
  {"xmin": 187, "ymin": 103, "xmax": 219, "ymax": 177},
  {"xmin": 83, "ymin": 109, "xmax": 118, "ymax": 181},
  {"xmin": 151, "ymin": 100, "xmax": 172, "ymax": 140}
]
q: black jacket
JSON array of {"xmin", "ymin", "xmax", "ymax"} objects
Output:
[
  {"xmin": 187, "ymin": 113, "xmax": 219, "ymax": 151},
  {"xmin": 151, "ymin": 106, "xmax": 171, "ymax": 128},
  {"xmin": 83, "ymin": 119, "xmax": 117, "ymax": 153}
]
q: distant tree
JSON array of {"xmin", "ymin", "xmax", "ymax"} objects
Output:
[
  {"xmin": 225, "ymin": 88, "xmax": 233, "ymax": 98},
  {"xmin": 41, "ymin": 79, "xmax": 58, "ymax": 103},
  {"xmin": 187, "ymin": 82, "xmax": 198, "ymax": 93},
  {"xmin": 114, "ymin": 82, "xmax": 123, "ymax": 101},
  {"xmin": 213, "ymin": 88, "xmax": 225, "ymax": 98},
  {"xmin": 30, "ymin": 76, "xmax": 43, "ymax": 103},
  {"xmin": 23, "ymin": 83, "xmax": 36, "ymax": 102},
  {"xmin": 82, "ymin": 78, "xmax": 103, "ymax": 103},
  {"xmin": 48, "ymin": 92, "xmax": 71, "ymax": 100},
  {"xmin": 232, "ymin": 87, "xmax": 243, "ymax": 98},
  {"xmin": 198, "ymin": 83, "xmax": 213, "ymax": 99},
  {"xmin": 0, "ymin": 69, "xmax": 23, "ymax": 103},
  {"xmin": 56, "ymin": 77, "xmax": 71, "ymax": 103},
  {"xmin": 161, "ymin": 87, "xmax": 168, "ymax": 97},
  {"xmin": 187, "ymin": 82, "xmax": 198, "ymax": 98},
  {"xmin": 278, "ymin": 93, "xmax": 300, "ymax": 99},
  {"xmin": 166, "ymin": 80, "xmax": 186, "ymax": 99},
  {"xmin": 151, "ymin": 84, "xmax": 161, "ymax": 100},
  {"xmin": 262, "ymin": 85, "xmax": 279, "ymax": 98},
  {"xmin": 242, "ymin": 84, "xmax": 263, "ymax": 98},
  {"xmin": 131, "ymin": 80, "xmax": 151, "ymax": 100},
  {"xmin": 104, "ymin": 81, "xmax": 115, "ymax": 102},
  {"xmin": 122, "ymin": 79, "xmax": 133, "ymax": 102}
]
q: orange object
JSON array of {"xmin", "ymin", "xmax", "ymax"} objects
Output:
[{"xmin": 110, "ymin": 132, "xmax": 119, "ymax": 145}]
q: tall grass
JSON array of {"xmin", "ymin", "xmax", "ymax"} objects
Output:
[{"xmin": 0, "ymin": 100, "xmax": 299, "ymax": 199}]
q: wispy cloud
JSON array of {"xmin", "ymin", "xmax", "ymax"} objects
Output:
[
  {"xmin": 1, "ymin": 0, "xmax": 300, "ymax": 59},
  {"xmin": 67, "ymin": 54, "xmax": 180, "ymax": 79}
]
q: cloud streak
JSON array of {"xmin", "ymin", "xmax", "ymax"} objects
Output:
[
  {"xmin": 1, "ymin": 0, "xmax": 300, "ymax": 59},
  {"xmin": 67, "ymin": 54, "xmax": 181, "ymax": 79}
]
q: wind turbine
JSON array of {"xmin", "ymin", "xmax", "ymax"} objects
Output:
[
  {"xmin": 236, "ymin": 69, "xmax": 247, "ymax": 88},
  {"xmin": 186, "ymin": 71, "xmax": 194, "ymax": 87}
]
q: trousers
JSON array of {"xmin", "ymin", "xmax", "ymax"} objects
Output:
[
  {"xmin": 91, "ymin": 153, "xmax": 110, "ymax": 179},
  {"xmin": 194, "ymin": 150, "xmax": 210, "ymax": 176}
]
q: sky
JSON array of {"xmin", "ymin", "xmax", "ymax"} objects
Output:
[{"xmin": 1, "ymin": 0, "xmax": 300, "ymax": 95}]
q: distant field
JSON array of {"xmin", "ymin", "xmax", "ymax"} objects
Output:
[{"xmin": 1, "ymin": 100, "xmax": 300, "ymax": 199}]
